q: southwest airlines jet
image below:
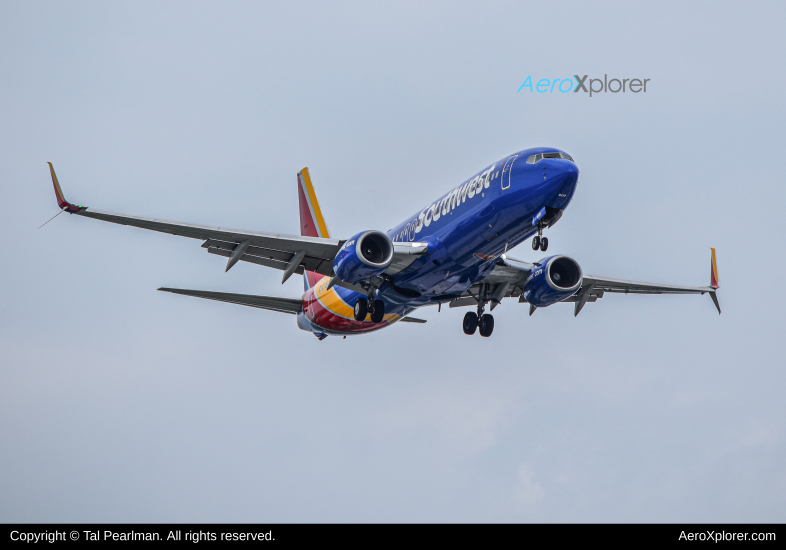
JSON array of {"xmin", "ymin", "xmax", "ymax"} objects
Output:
[{"xmin": 47, "ymin": 148, "xmax": 720, "ymax": 340}]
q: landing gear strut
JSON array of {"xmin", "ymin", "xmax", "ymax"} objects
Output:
[{"xmin": 463, "ymin": 285, "xmax": 494, "ymax": 337}]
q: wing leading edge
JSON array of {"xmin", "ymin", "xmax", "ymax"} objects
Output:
[
  {"xmin": 576, "ymin": 248, "xmax": 721, "ymax": 315},
  {"xmin": 48, "ymin": 163, "xmax": 341, "ymax": 276},
  {"xmin": 47, "ymin": 164, "xmax": 427, "ymax": 282},
  {"xmin": 450, "ymin": 250, "xmax": 720, "ymax": 316}
]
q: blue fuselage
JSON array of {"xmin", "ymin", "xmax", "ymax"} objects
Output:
[{"xmin": 385, "ymin": 147, "xmax": 579, "ymax": 303}]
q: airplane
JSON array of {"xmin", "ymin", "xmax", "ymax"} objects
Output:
[{"xmin": 46, "ymin": 147, "xmax": 720, "ymax": 340}]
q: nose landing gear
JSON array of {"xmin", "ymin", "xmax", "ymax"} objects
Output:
[
  {"xmin": 532, "ymin": 230, "xmax": 549, "ymax": 252},
  {"xmin": 530, "ymin": 207, "xmax": 563, "ymax": 252}
]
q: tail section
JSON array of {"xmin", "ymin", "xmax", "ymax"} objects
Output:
[
  {"xmin": 297, "ymin": 167, "xmax": 330, "ymax": 289},
  {"xmin": 298, "ymin": 168, "xmax": 330, "ymax": 239}
]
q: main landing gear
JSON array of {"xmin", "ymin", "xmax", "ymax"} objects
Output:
[
  {"xmin": 354, "ymin": 296, "xmax": 385, "ymax": 323},
  {"xmin": 463, "ymin": 295, "xmax": 494, "ymax": 337},
  {"xmin": 532, "ymin": 230, "xmax": 549, "ymax": 252}
]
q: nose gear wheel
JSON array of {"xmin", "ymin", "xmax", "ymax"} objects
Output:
[{"xmin": 532, "ymin": 228, "xmax": 549, "ymax": 251}]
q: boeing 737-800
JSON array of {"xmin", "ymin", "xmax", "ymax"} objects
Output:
[{"xmin": 47, "ymin": 148, "xmax": 720, "ymax": 339}]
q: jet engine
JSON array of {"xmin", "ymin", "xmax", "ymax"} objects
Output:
[
  {"xmin": 333, "ymin": 230, "xmax": 394, "ymax": 284},
  {"xmin": 522, "ymin": 255, "xmax": 583, "ymax": 307}
]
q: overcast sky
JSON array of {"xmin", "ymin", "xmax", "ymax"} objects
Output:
[{"xmin": 1, "ymin": 0, "xmax": 785, "ymax": 522}]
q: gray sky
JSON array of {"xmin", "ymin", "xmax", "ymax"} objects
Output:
[{"xmin": 1, "ymin": 0, "xmax": 785, "ymax": 522}]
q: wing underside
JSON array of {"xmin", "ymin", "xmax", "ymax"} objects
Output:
[
  {"xmin": 75, "ymin": 207, "xmax": 342, "ymax": 276},
  {"xmin": 449, "ymin": 253, "xmax": 720, "ymax": 315},
  {"xmin": 47, "ymin": 164, "xmax": 426, "ymax": 281}
]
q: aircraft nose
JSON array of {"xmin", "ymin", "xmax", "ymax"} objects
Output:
[
  {"xmin": 540, "ymin": 158, "xmax": 579, "ymax": 211},
  {"xmin": 544, "ymin": 158, "xmax": 579, "ymax": 189}
]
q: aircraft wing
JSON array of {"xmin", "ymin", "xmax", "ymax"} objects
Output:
[
  {"xmin": 450, "ymin": 250, "xmax": 721, "ymax": 315},
  {"xmin": 48, "ymin": 164, "xmax": 429, "ymax": 282},
  {"xmin": 578, "ymin": 275, "xmax": 714, "ymax": 294},
  {"xmin": 570, "ymin": 274, "xmax": 720, "ymax": 316},
  {"xmin": 49, "ymin": 163, "xmax": 344, "ymax": 278}
]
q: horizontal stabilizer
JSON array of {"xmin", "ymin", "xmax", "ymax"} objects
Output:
[{"xmin": 158, "ymin": 288, "xmax": 302, "ymax": 314}]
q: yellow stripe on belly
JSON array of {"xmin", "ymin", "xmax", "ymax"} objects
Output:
[{"xmin": 314, "ymin": 277, "xmax": 400, "ymax": 322}]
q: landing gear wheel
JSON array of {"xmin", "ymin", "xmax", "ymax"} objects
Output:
[
  {"xmin": 479, "ymin": 314, "xmax": 494, "ymax": 337},
  {"xmin": 353, "ymin": 298, "xmax": 368, "ymax": 321},
  {"xmin": 463, "ymin": 312, "xmax": 478, "ymax": 335},
  {"xmin": 532, "ymin": 235, "xmax": 541, "ymax": 250},
  {"xmin": 539, "ymin": 237, "xmax": 549, "ymax": 252},
  {"xmin": 370, "ymin": 300, "xmax": 385, "ymax": 323}
]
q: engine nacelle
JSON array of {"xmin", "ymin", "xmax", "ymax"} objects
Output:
[
  {"xmin": 522, "ymin": 255, "xmax": 583, "ymax": 307},
  {"xmin": 333, "ymin": 230, "xmax": 394, "ymax": 284}
]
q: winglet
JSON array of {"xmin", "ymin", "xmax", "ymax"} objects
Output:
[
  {"xmin": 709, "ymin": 248, "xmax": 720, "ymax": 314},
  {"xmin": 47, "ymin": 163, "xmax": 84, "ymax": 213},
  {"xmin": 709, "ymin": 291, "xmax": 721, "ymax": 315}
]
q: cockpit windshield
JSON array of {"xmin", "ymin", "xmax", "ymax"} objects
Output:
[{"xmin": 526, "ymin": 152, "xmax": 574, "ymax": 163}]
